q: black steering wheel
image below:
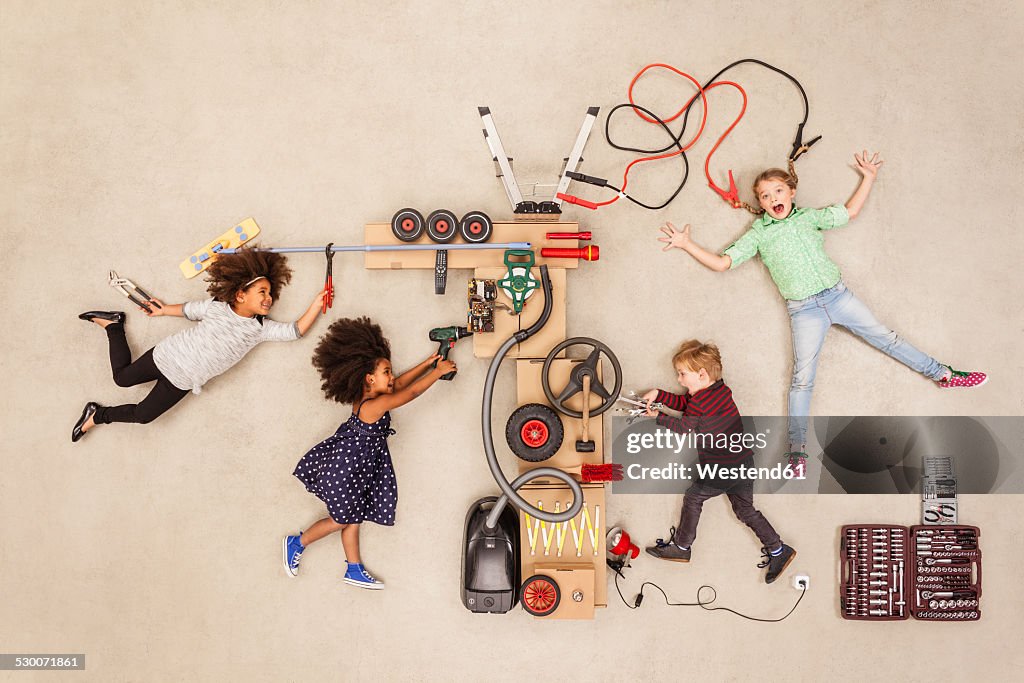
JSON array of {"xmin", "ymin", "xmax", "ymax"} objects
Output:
[{"xmin": 541, "ymin": 337, "xmax": 622, "ymax": 419}]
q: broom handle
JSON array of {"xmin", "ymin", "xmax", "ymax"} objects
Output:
[
  {"xmin": 221, "ymin": 242, "xmax": 531, "ymax": 254},
  {"xmin": 581, "ymin": 375, "xmax": 591, "ymax": 442}
]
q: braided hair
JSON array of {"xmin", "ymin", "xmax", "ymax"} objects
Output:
[
  {"xmin": 204, "ymin": 245, "xmax": 292, "ymax": 302},
  {"xmin": 312, "ymin": 317, "xmax": 392, "ymax": 405}
]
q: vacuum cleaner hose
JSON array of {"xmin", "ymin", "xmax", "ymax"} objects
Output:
[{"xmin": 481, "ymin": 265, "xmax": 585, "ymax": 528}]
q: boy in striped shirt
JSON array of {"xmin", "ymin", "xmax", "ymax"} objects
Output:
[{"xmin": 642, "ymin": 340, "xmax": 796, "ymax": 584}]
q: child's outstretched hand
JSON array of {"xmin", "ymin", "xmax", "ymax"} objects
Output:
[
  {"xmin": 854, "ymin": 150, "xmax": 883, "ymax": 179},
  {"xmin": 658, "ymin": 222, "xmax": 692, "ymax": 251},
  {"xmin": 641, "ymin": 388, "xmax": 660, "ymax": 416},
  {"xmin": 435, "ymin": 358, "xmax": 456, "ymax": 376},
  {"xmin": 309, "ymin": 290, "xmax": 328, "ymax": 311},
  {"xmin": 144, "ymin": 298, "xmax": 166, "ymax": 316}
]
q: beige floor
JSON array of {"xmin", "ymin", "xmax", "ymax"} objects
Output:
[{"xmin": 2, "ymin": 1, "xmax": 1023, "ymax": 681}]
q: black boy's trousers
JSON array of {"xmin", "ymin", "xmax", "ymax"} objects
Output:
[{"xmin": 672, "ymin": 478, "xmax": 782, "ymax": 551}]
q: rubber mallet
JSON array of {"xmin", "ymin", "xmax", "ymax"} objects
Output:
[{"xmin": 576, "ymin": 375, "xmax": 596, "ymax": 453}]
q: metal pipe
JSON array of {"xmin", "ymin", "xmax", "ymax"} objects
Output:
[{"xmin": 221, "ymin": 242, "xmax": 531, "ymax": 254}]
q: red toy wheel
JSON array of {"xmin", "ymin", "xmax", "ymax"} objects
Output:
[
  {"xmin": 505, "ymin": 403, "xmax": 563, "ymax": 462},
  {"xmin": 521, "ymin": 574, "xmax": 560, "ymax": 617},
  {"xmin": 520, "ymin": 419, "xmax": 549, "ymax": 448},
  {"xmin": 391, "ymin": 208, "xmax": 425, "ymax": 242},
  {"xmin": 426, "ymin": 209, "xmax": 459, "ymax": 243},
  {"xmin": 459, "ymin": 210, "xmax": 493, "ymax": 243}
]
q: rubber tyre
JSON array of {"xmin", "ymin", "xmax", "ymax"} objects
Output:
[
  {"xmin": 521, "ymin": 574, "xmax": 560, "ymax": 617},
  {"xmin": 391, "ymin": 208, "xmax": 425, "ymax": 243},
  {"xmin": 459, "ymin": 210, "xmax": 492, "ymax": 243},
  {"xmin": 426, "ymin": 209, "xmax": 459, "ymax": 244},
  {"xmin": 505, "ymin": 403, "xmax": 563, "ymax": 462}
]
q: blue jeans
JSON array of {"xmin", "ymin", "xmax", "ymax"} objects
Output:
[{"xmin": 786, "ymin": 281, "xmax": 945, "ymax": 445}]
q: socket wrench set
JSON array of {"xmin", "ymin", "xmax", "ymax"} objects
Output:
[{"xmin": 840, "ymin": 524, "xmax": 982, "ymax": 621}]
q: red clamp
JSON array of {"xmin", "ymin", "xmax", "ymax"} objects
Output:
[
  {"xmin": 708, "ymin": 169, "xmax": 741, "ymax": 209},
  {"xmin": 556, "ymin": 193, "xmax": 598, "ymax": 210}
]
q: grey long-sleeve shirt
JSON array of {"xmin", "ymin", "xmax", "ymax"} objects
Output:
[{"xmin": 152, "ymin": 299, "xmax": 300, "ymax": 393}]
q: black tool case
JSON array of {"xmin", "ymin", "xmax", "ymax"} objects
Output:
[{"xmin": 840, "ymin": 524, "xmax": 981, "ymax": 622}]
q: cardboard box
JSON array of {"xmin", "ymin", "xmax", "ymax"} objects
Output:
[
  {"xmin": 530, "ymin": 565, "xmax": 595, "ymax": 620},
  {"xmin": 471, "ymin": 267, "xmax": 566, "ymax": 359},
  {"xmin": 514, "ymin": 358, "xmax": 604, "ymax": 472},
  {"xmin": 363, "ymin": 221, "xmax": 582, "ymax": 270},
  {"xmin": 518, "ymin": 480, "xmax": 607, "ymax": 611}
]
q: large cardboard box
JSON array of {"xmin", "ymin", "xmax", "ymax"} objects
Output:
[
  {"xmin": 518, "ymin": 480, "xmax": 607, "ymax": 614},
  {"xmin": 514, "ymin": 358, "xmax": 604, "ymax": 472},
  {"xmin": 471, "ymin": 267, "xmax": 566, "ymax": 359},
  {"xmin": 363, "ymin": 221, "xmax": 582, "ymax": 270}
]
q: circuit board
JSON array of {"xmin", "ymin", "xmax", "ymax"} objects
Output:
[{"xmin": 468, "ymin": 278, "xmax": 498, "ymax": 333}]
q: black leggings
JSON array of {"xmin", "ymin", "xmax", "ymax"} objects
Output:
[{"xmin": 93, "ymin": 323, "xmax": 189, "ymax": 425}]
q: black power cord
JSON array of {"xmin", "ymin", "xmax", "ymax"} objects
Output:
[
  {"xmin": 614, "ymin": 569, "xmax": 807, "ymax": 622},
  {"xmin": 572, "ymin": 102, "xmax": 691, "ymax": 211},
  {"xmin": 597, "ymin": 58, "xmax": 819, "ymax": 210}
]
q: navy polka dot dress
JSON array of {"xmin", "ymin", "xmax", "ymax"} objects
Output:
[{"xmin": 293, "ymin": 404, "xmax": 398, "ymax": 526}]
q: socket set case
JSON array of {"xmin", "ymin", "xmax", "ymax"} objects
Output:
[{"xmin": 840, "ymin": 524, "xmax": 981, "ymax": 622}]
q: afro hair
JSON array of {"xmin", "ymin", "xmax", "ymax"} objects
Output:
[
  {"xmin": 312, "ymin": 317, "xmax": 392, "ymax": 405},
  {"xmin": 204, "ymin": 245, "xmax": 293, "ymax": 303}
]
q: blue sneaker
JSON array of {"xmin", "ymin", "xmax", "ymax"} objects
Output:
[
  {"xmin": 343, "ymin": 562, "xmax": 385, "ymax": 590},
  {"xmin": 282, "ymin": 534, "xmax": 304, "ymax": 578}
]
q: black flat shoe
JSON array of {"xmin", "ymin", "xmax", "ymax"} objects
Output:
[
  {"xmin": 72, "ymin": 402, "xmax": 101, "ymax": 443},
  {"xmin": 78, "ymin": 311, "xmax": 126, "ymax": 324}
]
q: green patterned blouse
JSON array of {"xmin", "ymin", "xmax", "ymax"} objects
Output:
[{"xmin": 723, "ymin": 204, "xmax": 850, "ymax": 300}]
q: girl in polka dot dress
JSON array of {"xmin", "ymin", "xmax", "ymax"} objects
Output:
[{"xmin": 283, "ymin": 317, "xmax": 456, "ymax": 589}]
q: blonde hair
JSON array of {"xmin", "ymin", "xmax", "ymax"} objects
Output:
[
  {"xmin": 672, "ymin": 340, "xmax": 723, "ymax": 382},
  {"xmin": 741, "ymin": 161, "xmax": 800, "ymax": 216}
]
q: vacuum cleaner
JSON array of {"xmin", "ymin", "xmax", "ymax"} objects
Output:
[{"xmin": 461, "ymin": 265, "xmax": 585, "ymax": 613}]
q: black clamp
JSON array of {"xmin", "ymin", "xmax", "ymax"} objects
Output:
[{"xmin": 789, "ymin": 122, "xmax": 822, "ymax": 162}]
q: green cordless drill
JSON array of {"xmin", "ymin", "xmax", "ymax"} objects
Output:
[{"xmin": 429, "ymin": 326, "xmax": 473, "ymax": 380}]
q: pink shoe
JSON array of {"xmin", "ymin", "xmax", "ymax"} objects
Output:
[
  {"xmin": 937, "ymin": 366, "xmax": 988, "ymax": 389},
  {"xmin": 785, "ymin": 452, "xmax": 807, "ymax": 479}
]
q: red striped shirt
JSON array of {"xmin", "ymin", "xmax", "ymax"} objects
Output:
[{"xmin": 655, "ymin": 380, "xmax": 752, "ymax": 465}]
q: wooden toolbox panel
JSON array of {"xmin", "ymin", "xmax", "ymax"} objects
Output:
[
  {"xmin": 519, "ymin": 481, "xmax": 606, "ymax": 610},
  {"xmin": 471, "ymin": 267, "xmax": 566, "ymax": 360},
  {"xmin": 515, "ymin": 358, "xmax": 604, "ymax": 472},
  {"xmin": 532, "ymin": 565, "xmax": 595, "ymax": 620},
  {"xmin": 363, "ymin": 222, "xmax": 581, "ymax": 269}
]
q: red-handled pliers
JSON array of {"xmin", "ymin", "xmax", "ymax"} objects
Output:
[{"xmin": 322, "ymin": 243, "xmax": 335, "ymax": 314}]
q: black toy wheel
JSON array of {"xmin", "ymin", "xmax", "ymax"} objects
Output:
[
  {"xmin": 541, "ymin": 337, "xmax": 622, "ymax": 419},
  {"xmin": 521, "ymin": 574, "xmax": 560, "ymax": 617},
  {"xmin": 391, "ymin": 208, "xmax": 425, "ymax": 242},
  {"xmin": 426, "ymin": 209, "xmax": 459, "ymax": 244},
  {"xmin": 459, "ymin": 211, "xmax": 493, "ymax": 243},
  {"xmin": 505, "ymin": 403, "xmax": 564, "ymax": 462}
]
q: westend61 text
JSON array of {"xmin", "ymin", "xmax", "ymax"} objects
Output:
[{"xmin": 626, "ymin": 462, "xmax": 801, "ymax": 481}]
